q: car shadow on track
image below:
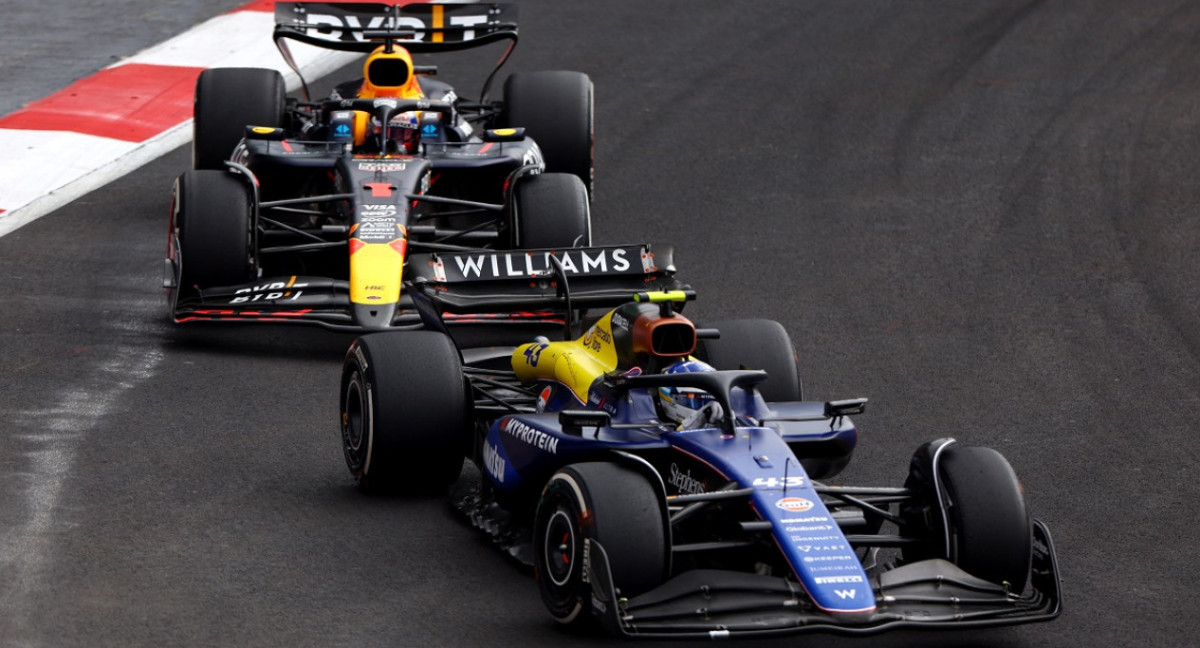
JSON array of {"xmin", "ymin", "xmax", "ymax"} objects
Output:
[{"xmin": 163, "ymin": 323, "xmax": 358, "ymax": 360}]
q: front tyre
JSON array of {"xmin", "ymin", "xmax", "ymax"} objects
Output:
[
  {"xmin": 171, "ymin": 169, "xmax": 255, "ymax": 294},
  {"xmin": 903, "ymin": 442, "xmax": 1033, "ymax": 592},
  {"xmin": 193, "ymin": 67, "xmax": 286, "ymax": 170},
  {"xmin": 340, "ymin": 332, "xmax": 468, "ymax": 494},
  {"xmin": 500, "ymin": 71, "xmax": 594, "ymax": 198},
  {"xmin": 511, "ymin": 173, "xmax": 592, "ymax": 249},
  {"xmin": 534, "ymin": 462, "xmax": 667, "ymax": 626},
  {"xmin": 695, "ymin": 319, "xmax": 802, "ymax": 402},
  {"xmin": 938, "ymin": 445, "xmax": 1032, "ymax": 592}
]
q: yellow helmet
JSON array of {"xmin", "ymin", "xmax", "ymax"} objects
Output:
[{"xmin": 359, "ymin": 45, "xmax": 424, "ymax": 99}]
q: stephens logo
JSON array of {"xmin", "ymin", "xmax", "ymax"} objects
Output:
[
  {"xmin": 775, "ymin": 497, "xmax": 815, "ymax": 512},
  {"xmin": 668, "ymin": 464, "xmax": 705, "ymax": 495}
]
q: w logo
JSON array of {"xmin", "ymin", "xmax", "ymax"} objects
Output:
[{"xmin": 834, "ymin": 589, "xmax": 856, "ymax": 600}]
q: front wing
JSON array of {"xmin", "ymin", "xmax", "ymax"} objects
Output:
[
  {"xmin": 585, "ymin": 520, "xmax": 1061, "ymax": 639},
  {"xmin": 170, "ymin": 245, "xmax": 684, "ymax": 331}
]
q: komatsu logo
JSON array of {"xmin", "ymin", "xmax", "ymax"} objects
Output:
[
  {"xmin": 482, "ymin": 440, "xmax": 505, "ymax": 483},
  {"xmin": 502, "ymin": 418, "xmax": 559, "ymax": 454}
]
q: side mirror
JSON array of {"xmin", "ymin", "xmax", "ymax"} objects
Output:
[
  {"xmin": 482, "ymin": 127, "xmax": 526, "ymax": 142},
  {"xmin": 824, "ymin": 398, "xmax": 868, "ymax": 418},
  {"xmin": 559, "ymin": 409, "xmax": 611, "ymax": 436}
]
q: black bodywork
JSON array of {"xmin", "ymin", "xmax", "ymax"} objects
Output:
[{"xmin": 166, "ymin": 2, "xmax": 592, "ymax": 331}]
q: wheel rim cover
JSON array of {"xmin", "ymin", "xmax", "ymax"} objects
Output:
[{"xmin": 544, "ymin": 508, "xmax": 576, "ymax": 587}]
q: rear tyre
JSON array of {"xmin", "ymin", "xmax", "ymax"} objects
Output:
[
  {"xmin": 500, "ymin": 71, "xmax": 594, "ymax": 198},
  {"xmin": 938, "ymin": 445, "xmax": 1032, "ymax": 592},
  {"xmin": 695, "ymin": 319, "xmax": 802, "ymax": 402},
  {"xmin": 193, "ymin": 67, "xmax": 286, "ymax": 170},
  {"xmin": 512, "ymin": 173, "xmax": 592, "ymax": 249},
  {"xmin": 534, "ymin": 462, "xmax": 667, "ymax": 626},
  {"xmin": 340, "ymin": 332, "xmax": 468, "ymax": 495},
  {"xmin": 172, "ymin": 170, "xmax": 255, "ymax": 292}
]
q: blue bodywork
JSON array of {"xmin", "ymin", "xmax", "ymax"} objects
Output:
[{"xmin": 481, "ymin": 378, "xmax": 873, "ymax": 613}]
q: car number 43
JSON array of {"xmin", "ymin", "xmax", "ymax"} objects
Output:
[{"xmin": 753, "ymin": 476, "xmax": 805, "ymax": 488}]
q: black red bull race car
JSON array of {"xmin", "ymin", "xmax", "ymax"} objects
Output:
[
  {"xmin": 335, "ymin": 269, "xmax": 1062, "ymax": 638},
  {"xmin": 165, "ymin": 2, "xmax": 595, "ymax": 330}
]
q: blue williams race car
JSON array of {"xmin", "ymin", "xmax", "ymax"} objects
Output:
[{"xmin": 337, "ymin": 280, "xmax": 1061, "ymax": 638}]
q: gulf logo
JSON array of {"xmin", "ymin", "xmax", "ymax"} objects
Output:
[{"xmin": 775, "ymin": 497, "xmax": 815, "ymax": 512}]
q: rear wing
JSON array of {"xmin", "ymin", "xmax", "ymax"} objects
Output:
[
  {"xmin": 274, "ymin": 2, "xmax": 517, "ymax": 53},
  {"xmin": 406, "ymin": 244, "xmax": 686, "ymax": 320},
  {"xmin": 274, "ymin": 2, "xmax": 518, "ymax": 101}
]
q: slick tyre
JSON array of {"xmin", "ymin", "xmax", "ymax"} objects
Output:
[
  {"xmin": 695, "ymin": 319, "xmax": 803, "ymax": 402},
  {"xmin": 340, "ymin": 332, "xmax": 468, "ymax": 495},
  {"xmin": 937, "ymin": 445, "xmax": 1032, "ymax": 592},
  {"xmin": 193, "ymin": 67, "xmax": 286, "ymax": 170},
  {"xmin": 500, "ymin": 71, "xmax": 594, "ymax": 198},
  {"xmin": 534, "ymin": 462, "xmax": 667, "ymax": 627},
  {"xmin": 172, "ymin": 170, "xmax": 255, "ymax": 292},
  {"xmin": 512, "ymin": 173, "xmax": 592, "ymax": 249}
]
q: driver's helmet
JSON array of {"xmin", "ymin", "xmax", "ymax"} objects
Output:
[
  {"xmin": 658, "ymin": 359, "xmax": 717, "ymax": 423},
  {"xmin": 386, "ymin": 111, "xmax": 421, "ymax": 153},
  {"xmin": 352, "ymin": 110, "xmax": 421, "ymax": 153},
  {"xmin": 359, "ymin": 45, "xmax": 424, "ymax": 99}
]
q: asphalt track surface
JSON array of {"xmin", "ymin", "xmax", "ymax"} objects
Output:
[{"xmin": 2, "ymin": 1, "xmax": 1199, "ymax": 646}]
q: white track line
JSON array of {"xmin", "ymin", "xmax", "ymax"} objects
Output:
[{"xmin": 0, "ymin": 4, "xmax": 356, "ymax": 238}]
